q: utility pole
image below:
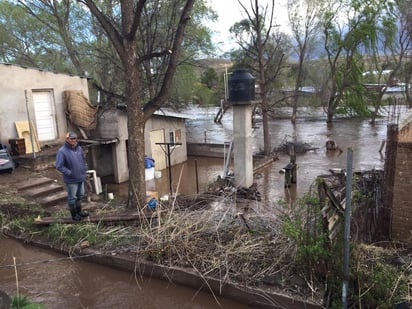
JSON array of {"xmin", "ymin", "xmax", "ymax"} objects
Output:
[
  {"xmin": 156, "ymin": 142, "xmax": 181, "ymax": 195},
  {"xmin": 342, "ymin": 148, "xmax": 353, "ymax": 308}
]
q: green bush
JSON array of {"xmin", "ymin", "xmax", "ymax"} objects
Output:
[
  {"xmin": 11, "ymin": 295, "xmax": 44, "ymax": 309},
  {"xmin": 281, "ymin": 192, "xmax": 409, "ymax": 308}
]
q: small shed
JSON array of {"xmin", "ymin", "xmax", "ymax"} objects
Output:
[
  {"xmin": 0, "ymin": 63, "xmax": 90, "ymax": 152},
  {"xmin": 86, "ymin": 107, "xmax": 189, "ymax": 184}
]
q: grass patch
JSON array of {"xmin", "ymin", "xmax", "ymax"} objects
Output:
[{"xmin": 11, "ymin": 294, "xmax": 45, "ymax": 309}]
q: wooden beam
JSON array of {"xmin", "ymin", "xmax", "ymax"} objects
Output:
[{"xmin": 33, "ymin": 212, "xmax": 155, "ymax": 226}]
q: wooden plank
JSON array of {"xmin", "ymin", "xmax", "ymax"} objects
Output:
[
  {"xmin": 321, "ymin": 181, "xmax": 345, "ymax": 213},
  {"xmin": 15, "ymin": 121, "xmax": 41, "ymax": 154},
  {"xmin": 33, "ymin": 212, "xmax": 155, "ymax": 226}
]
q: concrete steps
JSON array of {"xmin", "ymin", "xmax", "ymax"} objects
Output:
[
  {"xmin": 17, "ymin": 176, "xmax": 67, "ymax": 207},
  {"xmin": 37, "ymin": 190, "xmax": 67, "ymax": 207}
]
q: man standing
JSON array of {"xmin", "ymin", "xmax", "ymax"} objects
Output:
[{"xmin": 56, "ymin": 131, "xmax": 89, "ymax": 221}]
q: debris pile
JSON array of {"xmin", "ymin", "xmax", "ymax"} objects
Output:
[
  {"xmin": 207, "ymin": 176, "xmax": 262, "ymax": 201},
  {"xmin": 274, "ymin": 135, "xmax": 316, "ymax": 153}
]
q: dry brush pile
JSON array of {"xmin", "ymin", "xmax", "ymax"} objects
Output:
[{"xmin": 95, "ymin": 194, "xmax": 326, "ymax": 302}]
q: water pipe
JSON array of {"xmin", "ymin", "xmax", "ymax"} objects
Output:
[{"xmin": 86, "ymin": 170, "xmax": 102, "ymax": 194}]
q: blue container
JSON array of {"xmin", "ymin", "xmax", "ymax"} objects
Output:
[
  {"xmin": 144, "ymin": 156, "xmax": 155, "ymax": 168},
  {"xmin": 147, "ymin": 197, "xmax": 157, "ymax": 209}
]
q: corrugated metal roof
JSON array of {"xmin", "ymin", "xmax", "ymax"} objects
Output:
[
  {"xmin": 0, "ymin": 62, "xmax": 88, "ymax": 79},
  {"xmin": 153, "ymin": 109, "xmax": 192, "ymax": 119}
]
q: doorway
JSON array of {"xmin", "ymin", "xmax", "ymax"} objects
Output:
[{"xmin": 32, "ymin": 90, "xmax": 57, "ymax": 142}]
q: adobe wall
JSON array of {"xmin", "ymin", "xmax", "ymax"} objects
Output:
[
  {"xmin": 391, "ymin": 142, "xmax": 412, "ymax": 241},
  {"xmin": 0, "ymin": 64, "xmax": 89, "ymax": 146},
  {"xmin": 398, "ymin": 121, "xmax": 412, "ymax": 143}
]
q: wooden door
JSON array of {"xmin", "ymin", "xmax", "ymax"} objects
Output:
[
  {"xmin": 150, "ymin": 129, "xmax": 166, "ymax": 170},
  {"xmin": 32, "ymin": 91, "xmax": 57, "ymax": 142}
]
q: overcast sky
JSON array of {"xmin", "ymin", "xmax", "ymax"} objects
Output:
[{"xmin": 206, "ymin": 0, "xmax": 289, "ymax": 54}]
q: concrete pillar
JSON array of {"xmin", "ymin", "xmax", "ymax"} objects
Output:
[
  {"xmin": 233, "ymin": 104, "xmax": 253, "ymax": 188},
  {"xmin": 112, "ymin": 139, "xmax": 129, "ymax": 183}
]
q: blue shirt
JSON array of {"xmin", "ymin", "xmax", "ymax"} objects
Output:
[{"xmin": 56, "ymin": 141, "xmax": 86, "ymax": 184}]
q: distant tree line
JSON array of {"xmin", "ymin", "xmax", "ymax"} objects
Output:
[{"xmin": 228, "ymin": 0, "xmax": 412, "ymax": 125}]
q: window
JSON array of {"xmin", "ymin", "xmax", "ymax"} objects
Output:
[
  {"xmin": 169, "ymin": 129, "xmax": 181, "ymax": 147},
  {"xmin": 169, "ymin": 131, "xmax": 175, "ymax": 146},
  {"xmin": 175, "ymin": 129, "xmax": 181, "ymax": 143}
]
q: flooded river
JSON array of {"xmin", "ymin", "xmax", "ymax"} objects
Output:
[
  {"xmin": 141, "ymin": 105, "xmax": 390, "ymax": 206},
  {"xmin": 1, "ymin": 105, "xmax": 402, "ymax": 308},
  {"xmin": 0, "ymin": 237, "xmax": 253, "ymax": 308}
]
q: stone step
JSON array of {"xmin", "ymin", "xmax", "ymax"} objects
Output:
[
  {"xmin": 21, "ymin": 182, "xmax": 65, "ymax": 198},
  {"xmin": 16, "ymin": 177, "xmax": 54, "ymax": 191},
  {"xmin": 37, "ymin": 190, "xmax": 68, "ymax": 207}
]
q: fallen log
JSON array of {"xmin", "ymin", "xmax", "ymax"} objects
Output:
[{"xmin": 33, "ymin": 212, "xmax": 155, "ymax": 226}]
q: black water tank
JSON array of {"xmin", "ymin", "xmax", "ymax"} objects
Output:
[{"xmin": 228, "ymin": 69, "xmax": 255, "ymax": 102}]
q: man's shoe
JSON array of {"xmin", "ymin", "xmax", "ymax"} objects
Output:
[
  {"xmin": 78, "ymin": 211, "xmax": 89, "ymax": 217},
  {"xmin": 72, "ymin": 213, "xmax": 82, "ymax": 221},
  {"xmin": 76, "ymin": 202, "xmax": 89, "ymax": 217},
  {"xmin": 70, "ymin": 206, "xmax": 82, "ymax": 221},
  {"xmin": 76, "ymin": 207, "xmax": 89, "ymax": 217}
]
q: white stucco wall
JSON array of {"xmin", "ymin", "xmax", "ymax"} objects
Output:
[
  {"xmin": 146, "ymin": 115, "xmax": 188, "ymax": 166},
  {"xmin": 0, "ymin": 63, "xmax": 89, "ymax": 147},
  {"xmin": 91, "ymin": 108, "xmax": 188, "ymax": 182}
]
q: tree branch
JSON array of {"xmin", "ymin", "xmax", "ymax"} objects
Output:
[{"xmin": 142, "ymin": 0, "xmax": 195, "ymax": 117}]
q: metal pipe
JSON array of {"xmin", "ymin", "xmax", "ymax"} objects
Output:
[
  {"xmin": 195, "ymin": 159, "xmax": 199, "ymax": 194},
  {"xmin": 24, "ymin": 90, "xmax": 36, "ymax": 159},
  {"xmin": 342, "ymin": 148, "xmax": 353, "ymax": 308},
  {"xmin": 86, "ymin": 169, "xmax": 102, "ymax": 194},
  {"xmin": 167, "ymin": 144, "xmax": 172, "ymax": 195}
]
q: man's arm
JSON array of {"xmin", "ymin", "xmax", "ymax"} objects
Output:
[{"xmin": 56, "ymin": 151, "xmax": 71, "ymax": 176}]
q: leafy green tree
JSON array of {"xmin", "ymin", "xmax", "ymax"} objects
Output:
[
  {"xmin": 360, "ymin": 0, "xmax": 407, "ymax": 124},
  {"xmin": 0, "ymin": 1, "xmax": 64, "ymax": 69},
  {"xmin": 320, "ymin": 0, "xmax": 397, "ymax": 123},
  {"xmin": 200, "ymin": 68, "xmax": 218, "ymax": 89},
  {"xmin": 395, "ymin": 0, "xmax": 412, "ymax": 108},
  {"xmin": 287, "ymin": 0, "xmax": 321, "ymax": 123},
  {"xmin": 16, "ymin": 0, "xmax": 94, "ymax": 75}
]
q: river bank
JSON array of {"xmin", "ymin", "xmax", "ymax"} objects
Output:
[{"xmin": 2, "ymin": 232, "xmax": 320, "ymax": 309}]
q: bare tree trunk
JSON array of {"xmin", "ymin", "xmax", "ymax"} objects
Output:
[
  {"xmin": 127, "ymin": 108, "xmax": 146, "ymax": 209},
  {"xmin": 326, "ymin": 97, "xmax": 335, "ymax": 123},
  {"xmin": 292, "ymin": 55, "xmax": 305, "ymax": 124},
  {"xmin": 122, "ymin": 40, "xmax": 147, "ymax": 209},
  {"xmin": 291, "ymin": 97, "xmax": 298, "ymax": 124},
  {"xmin": 262, "ymin": 109, "xmax": 271, "ymax": 155}
]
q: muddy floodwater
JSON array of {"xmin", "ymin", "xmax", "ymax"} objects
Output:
[
  {"xmin": 1, "ymin": 105, "xmax": 402, "ymax": 308},
  {"xmin": 124, "ymin": 106, "xmax": 391, "ymax": 208},
  {"xmin": 0, "ymin": 237, "xmax": 253, "ymax": 308}
]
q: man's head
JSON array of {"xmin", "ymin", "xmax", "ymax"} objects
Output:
[{"xmin": 66, "ymin": 131, "xmax": 78, "ymax": 147}]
